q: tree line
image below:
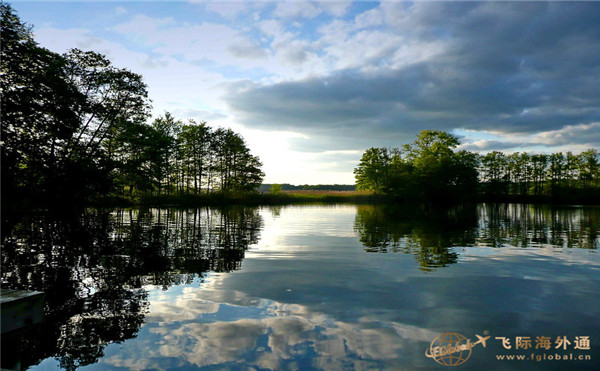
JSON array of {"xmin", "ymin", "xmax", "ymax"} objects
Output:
[
  {"xmin": 110, "ymin": 113, "xmax": 263, "ymax": 197},
  {"xmin": 259, "ymin": 184, "xmax": 356, "ymax": 192},
  {"xmin": 1, "ymin": 4, "xmax": 263, "ymax": 204},
  {"xmin": 478, "ymin": 149, "xmax": 599, "ymax": 197},
  {"xmin": 354, "ymin": 130, "xmax": 599, "ymax": 202}
]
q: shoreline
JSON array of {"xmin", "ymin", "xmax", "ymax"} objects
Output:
[{"xmin": 3, "ymin": 190, "xmax": 599, "ymax": 212}]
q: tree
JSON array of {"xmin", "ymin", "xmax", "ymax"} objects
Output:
[
  {"xmin": 210, "ymin": 128, "xmax": 263, "ymax": 192},
  {"xmin": 1, "ymin": 4, "xmax": 151, "ymax": 203},
  {"xmin": 269, "ymin": 184, "xmax": 283, "ymax": 194},
  {"xmin": 403, "ymin": 130, "xmax": 460, "ymax": 165},
  {"xmin": 2, "ymin": 6, "xmax": 266, "ymax": 203},
  {"xmin": 1, "ymin": 3, "xmax": 83, "ymax": 199},
  {"xmin": 353, "ymin": 147, "xmax": 392, "ymax": 193},
  {"xmin": 109, "ymin": 121, "xmax": 168, "ymax": 196},
  {"xmin": 578, "ymin": 149, "xmax": 599, "ymax": 188},
  {"xmin": 149, "ymin": 112, "xmax": 181, "ymax": 194},
  {"xmin": 62, "ymin": 49, "xmax": 150, "ymax": 162},
  {"xmin": 480, "ymin": 151, "xmax": 508, "ymax": 196},
  {"xmin": 530, "ymin": 154, "xmax": 548, "ymax": 195},
  {"xmin": 548, "ymin": 152, "xmax": 565, "ymax": 194},
  {"xmin": 403, "ymin": 130, "xmax": 477, "ymax": 201},
  {"xmin": 178, "ymin": 121, "xmax": 211, "ymax": 193}
]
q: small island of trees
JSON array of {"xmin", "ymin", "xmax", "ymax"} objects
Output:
[{"xmin": 354, "ymin": 130, "xmax": 600, "ymax": 203}]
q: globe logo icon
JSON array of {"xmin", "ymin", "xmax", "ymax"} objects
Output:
[{"xmin": 428, "ymin": 332, "xmax": 472, "ymax": 366}]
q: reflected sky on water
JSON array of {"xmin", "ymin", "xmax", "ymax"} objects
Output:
[{"xmin": 2, "ymin": 204, "xmax": 599, "ymax": 370}]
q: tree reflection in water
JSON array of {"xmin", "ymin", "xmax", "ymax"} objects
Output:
[
  {"xmin": 354, "ymin": 203, "xmax": 599, "ymax": 271},
  {"xmin": 476, "ymin": 203, "xmax": 599, "ymax": 249},
  {"xmin": 354, "ymin": 204, "xmax": 477, "ymax": 270},
  {"xmin": 1, "ymin": 207, "xmax": 262, "ymax": 370}
]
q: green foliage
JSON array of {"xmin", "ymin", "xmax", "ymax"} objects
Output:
[
  {"xmin": 354, "ymin": 147, "xmax": 394, "ymax": 193},
  {"xmin": 269, "ymin": 184, "xmax": 283, "ymax": 194}
]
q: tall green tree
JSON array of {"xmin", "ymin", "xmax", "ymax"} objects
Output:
[
  {"xmin": 354, "ymin": 147, "xmax": 392, "ymax": 193},
  {"xmin": 178, "ymin": 121, "xmax": 211, "ymax": 193},
  {"xmin": 403, "ymin": 130, "xmax": 477, "ymax": 201},
  {"xmin": 149, "ymin": 112, "xmax": 181, "ymax": 194},
  {"xmin": 548, "ymin": 152, "xmax": 565, "ymax": 195},
  {"xmin": 480, "ymin": 151, "xmax": 508, "ymax": 195},
  {"xmin": 210, "ymin": 128, "xmax": 263, "ymax": 192}
]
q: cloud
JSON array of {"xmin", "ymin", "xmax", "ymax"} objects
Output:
[
  {"xmin": 105, "ymin": 290, "xmax": 439, "ymax": 371},
  {"xmin": 226, "ymin": 37, "xmax": 268, "ymax": 59},
  {"xmin": 225, "ymin": 2, "xmax": 600, "ymax": 152},
  {"xmin": 114, "ymin": 6, "xmax": 127, "ymax": 16},
  {"xmin": 272, "ymin": 1, "xmax": 351, "ymax": 20},
  {"xmin": 201, "ymin": 1, "xmax": 271, "ymax": 20},
  {"xmin": 113, "ymin": 15, "xmax": 270, "ymax": 69},
  {"xmin": 531, "ymin": 122, "xmax": 600, "ymax": 147},
  {"xmin": 112, "ymin": 14, "xmax": 175, "ymax": 37},
  {"xmin": 273, "ymin": 2, "xmax": 321, "ymax": 19}
]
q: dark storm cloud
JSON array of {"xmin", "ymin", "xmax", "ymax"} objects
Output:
[{"xmin": 225, "ymin": 2, "xmax": 600, "ymax": 151}]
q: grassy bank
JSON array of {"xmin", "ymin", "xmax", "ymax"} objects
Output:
[
  {"xmin": 132, "ymin": 190, "xmax": 387, "ymax": 207},
  {"xmin": 5, "ymin": 189, "xmax": 598, "ymax": 212}
]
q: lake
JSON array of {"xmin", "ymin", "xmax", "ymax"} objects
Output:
[{"xmin": 1, "ymin": 203, "xmax": 599, "ymax": 370}]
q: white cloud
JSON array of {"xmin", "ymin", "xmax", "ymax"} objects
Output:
[
  {"xmin": 531, "ymin": 122, "xmax": 600, "ymax": 147},
  {"xmin": 112, "ymin": 14, "xmax": 175, "ymax": 38},
  {"xmin": 202, "ymin": 1, "xmax": 271, "ymax": 20},
  {"xmin": 103, "ymin": 288, "xmax": 439, "ymax": 371},
  {"xmin": 113, "ymin": 15, "xmax": 274, "ymax": 73},
  {"xmin": 273, "ymin": 2, "xmax": 321, "ymax": 19},
  {"xmin": 272, "ymin": 1, "xmax": 351, "ymax": 19},
  {"xmin": 114, "ymin": 6, "xmax": 127, "ymax": 16}
]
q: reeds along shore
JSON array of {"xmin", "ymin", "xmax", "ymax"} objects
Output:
[{"xmin": 88, "ymin": 189, "xmax": 599, "ymax": 208}]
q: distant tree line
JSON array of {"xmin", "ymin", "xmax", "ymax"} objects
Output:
[
  {"xmin": 1, "ymin": 4, "xmax": 263, "ymax": 204},
  {"xmin": 478, "ymin": 149, "xmax": 599, "ymax": 198},
  {"xmin": 259, "ymin": 184, "xmax": 356, "ymax": 192},
  {"xmin": 355, "ymin": 130, "xmax": 599, "ymax": 202}
]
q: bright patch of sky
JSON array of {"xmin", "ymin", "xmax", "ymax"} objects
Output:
[{"xmin": 9, "ymin": 1, "xmax": 600, "ymax": 184}]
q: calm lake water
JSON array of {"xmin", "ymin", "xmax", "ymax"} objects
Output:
[{"xmin": 2, "ymin": 204, "xmax": 599, "ymax": 370}]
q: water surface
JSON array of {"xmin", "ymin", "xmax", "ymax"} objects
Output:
[{"xmin": 2, "ymin": 204, "xmax": 599, "ymax": 370}]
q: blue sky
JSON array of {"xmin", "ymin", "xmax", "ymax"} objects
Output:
[{"xmin": 9, "ymin": 1, "xmax": 600, "ymax": 184}]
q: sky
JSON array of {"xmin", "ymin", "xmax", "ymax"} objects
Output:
[{"xmin": 8, "ymin": 0, "xmax": 600, "ymax": 184}]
